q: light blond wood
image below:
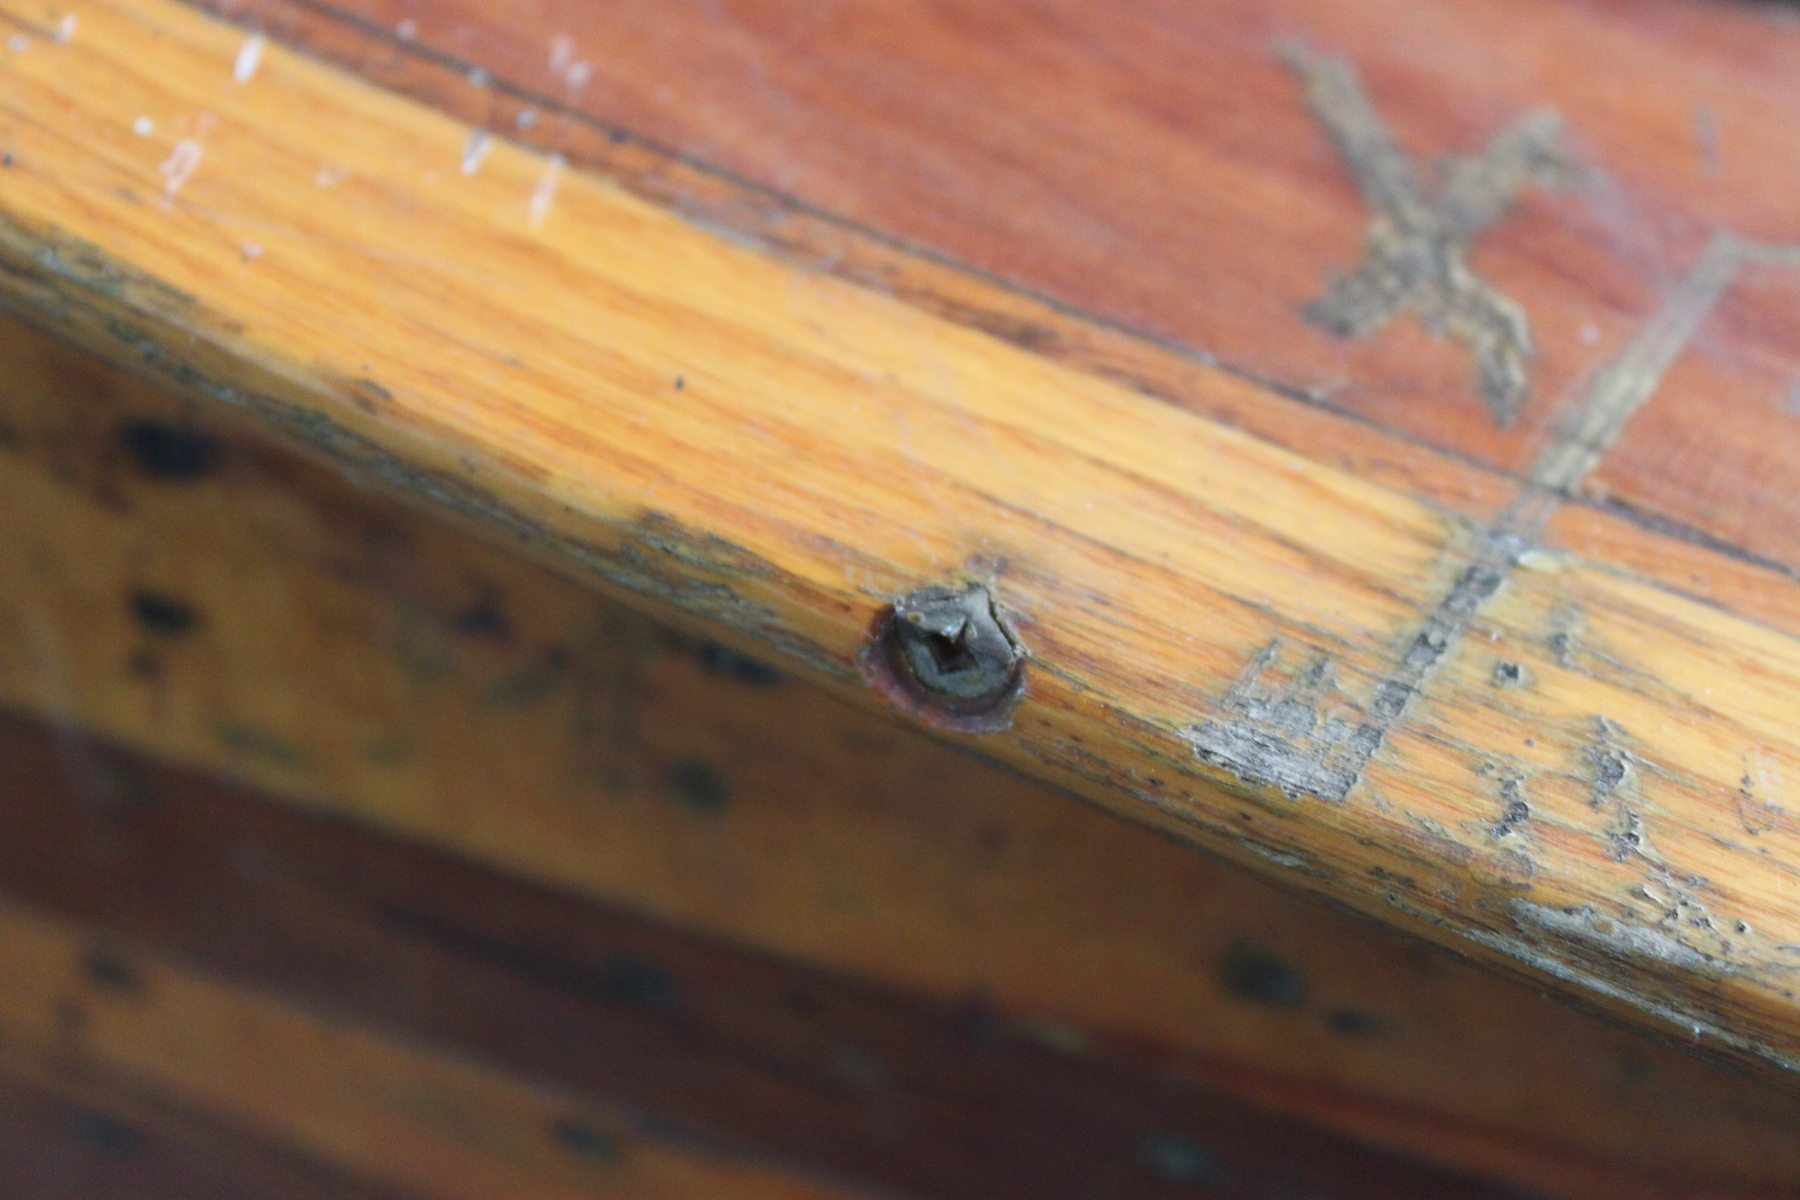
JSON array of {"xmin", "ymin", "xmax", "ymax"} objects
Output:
[{"xmin": 0, "ymin": 0, "xmax": 1797, "ymax": 1081}]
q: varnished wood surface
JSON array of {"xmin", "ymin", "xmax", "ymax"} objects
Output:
[
  {"xmin": 4, "ymin": 319, "xmax": 1799, "ymax": 1198},
  {"xmin": 0, "ymin": 0, "xmax": 1797, "ymax": 1085},
  {"xmin": 207, "ymin": 0, "xmax": 1800, "ymax": 585}
]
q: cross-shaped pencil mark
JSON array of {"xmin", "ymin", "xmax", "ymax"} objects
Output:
[{"xmin": 1282, "ymin": 44, "xmax": 1570, "ymax": 427}]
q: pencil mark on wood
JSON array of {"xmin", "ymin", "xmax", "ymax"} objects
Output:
[
  {"xmin": 1282, "ymin": 43, "xmax": 1570, "ymax": 427},
  {"xmin": 1192, "ymin": 234, "xmax": 1800, "ymax": 804}
]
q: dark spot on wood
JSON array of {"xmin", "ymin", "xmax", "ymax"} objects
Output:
[
  {"xmin": 596, "ymin": 956, "xmax": 681, "ymax": 1011},
  {"xmin": 1138, "ymin": 1133, "xmax": 1222, "ymax": 1185},
  {"xmin": 1326, "ymin": 1007, "xmax": 1387, "ymax": 1038},
  {"xmin": 67, "ymin": 1110, "xmax": 142, "ymax": 1159},
  {"xmin": 667, "ymin": 758, "xmax": 729, "ymax": 815},
  {"xmin": 673, "ymin": 375, "xmax": 685, "ymax": 390},
  {"xmin": 1220, "ymin": 944, "xmax": 1308, "ymax": 1009},
  {"xmin": 1492, "ymin": 798, "xmax": 1531, "ymax": 838},
  {"xmin": 127, "ymin": 650, "xmax": 161, "ymax": 681},
  {"xmin": 84, "ymin": 948, "xmax": 144, "ymax": 994},
  {"xmin": 862, "ymin": 582, "xmax": 1025, "ymax": 733},
  {"xmin": 451, "ymin": 589, "xmax": 510, "ymax": 639},
  {"xmin": 549, "ymin": 1117, "xmax": 618, "ymax": 1163},
  {"xmin": 129, "ymin": 590, "xmax": 201, "ymax": 637},
  {"xmin": 695, "ymin": 641, "xmax": 782, "ymax": 685},
  {"xmin": 119, "ymin": 420, "xmax": 221, "ymax": 481},
  {"xmin": 1, "ymin": 152, "xmax": 13, "ymax": 168}
]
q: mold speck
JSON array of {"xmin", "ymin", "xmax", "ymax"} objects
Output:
[
  {"xmin": 1221, "ymin": 944, "xmax": 1308, "ymax": 1009},
  {"xmin": 129, "ymin": 590, "xmax": 200, "ymax": 637},
  {"xmin": 120, "ymin": 420, "xmax": 219, "ymax": 481},
  {"xmin": 668, "ymin": 758, "xmax": 729, "ymax": 815}
]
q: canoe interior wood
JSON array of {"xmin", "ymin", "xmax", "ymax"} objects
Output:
[
  {"xmin": 0, "ymin": 1057, "xmax": 423, "ymax": 1200},
  {"xmin": 3, "ymin": 317, "xmax": 1800, "ymax": 1198},
  {"xmin": 0, "ymin": 708, "xmax": 1559, "ymax": 1200},
  {"xmin": 1, "ymin": 0, "xmax": 1798, "ymax": 1088}
]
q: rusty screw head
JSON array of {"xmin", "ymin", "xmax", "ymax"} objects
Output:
[{"xmin": 862, "ymin": 583, "xmax": 1025, "ymax": 732}]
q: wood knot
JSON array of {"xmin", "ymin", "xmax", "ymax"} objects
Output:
[{"xmin": 862, "ymin": 583, "xmax": 1025, "ymax": 733}]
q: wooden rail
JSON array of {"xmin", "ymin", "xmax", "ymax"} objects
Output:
[{"xmin": 1, "ymin": 0, "xmax": 1797, "ymax": 1085}]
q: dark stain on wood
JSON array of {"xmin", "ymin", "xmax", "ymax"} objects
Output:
[
  {"xmin": 667, "ymin": 758, "xmax": 730, "ymax": 816},
  {"xmin": 128, "ymin": 591, "xmax": 201, "ymax": 638},
  {"xmin": 119, "ymin": 420, "xmax": 219, "ymax": 481},
  {"xmin": 1221, "ymin": 943, "xmax": 1310, "ymax": 1010}
]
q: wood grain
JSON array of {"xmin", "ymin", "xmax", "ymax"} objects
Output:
[
  {"xmin": 0, "ymin": 707, "xmax": 1546, "ymax": 1200},
  {"xmin": 0, "ymin": 906, "xmax": 854, "ymax": 1200},
  {"xmin": 0, "ymin": 1056, "xmax": 423, "ymax": 1200},
  {"xmin": 206, "ymin": 0, "xmax": 1800, "ymax": 575},
  {"xmin": 0, "ymin": 0, "xmax": 1797, "ymax": 1082},
  {"xmin": 4, "ymin": 318, "xmax": 1800, "ymax": 1198}
]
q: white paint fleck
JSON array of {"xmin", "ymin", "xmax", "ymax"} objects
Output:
[
  {"xmin": 528, "ymin": 152, "xmax": 565, "ymax": 228},
  {"xmin": 548, "ymin": 33, "xmax": 573, "ymax": 72},
  {"xmin": 1579, "ymin": 322, "xmax": 1600, "ymax": 346},
  {"xmin": 132, "ymin": 116, "xmax": 154, "ymax": 137},
  {"xmin": 159, "ymin": 138, "xmax": 204, "ymax": 198},
  {"xmin": 395, "ymin": 17, "xmax": 418, "ymax": 39},
  {"xmin": 565, "ymin": 60, "xmax": 591, "ymax": 90},
  {"xmin": 1515, "ymin": 548, "xmax": 1567, "ymax": 574},
  {"xmin": 240, "ymin": 242, "xmax": 263, "ymax": 261},
  {"xmin": 460, "ymin": 129, "xmax": 491, "ymax": 176},
  {"xmin": 233, "ymin": 32, "xmax": 265, "ymax": 83},
  {"xmin": 1512, "ymin": 901, "xmax": 1735, "ymax": 975},
  {"xmin": 315, "ymin": 161, "xmax": 348, "ymax": 187},
  {"xmin": 7, "ymin": 33, "xmax": 30, "ymax": 53},
  {"xmin": 515, "ymin": 107, "xmax": 538, "ymax": 130},
  {"xmin": 54, "ymin": 13, "xmax": 76, "ymax": 44},
  {"xmin": 467, "ymin": 66, "xmax": 490, "ymax": 88}
]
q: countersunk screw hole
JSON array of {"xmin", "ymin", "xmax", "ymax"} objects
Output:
[{"xmin": 862, "ymin": 582, "xmax": 1025, "ymax": 733}]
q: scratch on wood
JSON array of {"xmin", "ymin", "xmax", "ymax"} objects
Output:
[
  {"xmin": 460, "ymin": 129, "xmax": 492, "ymax": 177},
  {"xmin": 158, "ymin": 139, "xmax": 204, "ymax": 199},
  {"xmin": 528, "ymin": 153, "xmax": 565, "ymax": 229},
  {"xmin": 1738, "ymin": 751, "xmax": 1787, "ymax": 836},
  {"xmin": 1511, "ymin": 901, "xmax": 1743, "ymax": 977},
  {"xmin": 233, "ymin": 32, "xmax": 264, "ymax": 83},
  {"xmin": 1281, "ymin": 43, "xmax": 1569, "ymax": 427},
  {"xmin": 1187, "ymin": 640, "xmax": 1364, "ymax": 799}
]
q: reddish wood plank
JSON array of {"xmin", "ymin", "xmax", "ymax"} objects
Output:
[
  {"xmin": 208, "ymin": 0, "xmax": 1800, "ymax": 577},
  {"xmin": 0, "ymin": 706, "xmax": 1534, "ymax": 1200}
]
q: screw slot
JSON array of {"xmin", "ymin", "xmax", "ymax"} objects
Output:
[{"xmin": 862, "ymin": 583, "xmax": 1025, "ymax": 732}]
